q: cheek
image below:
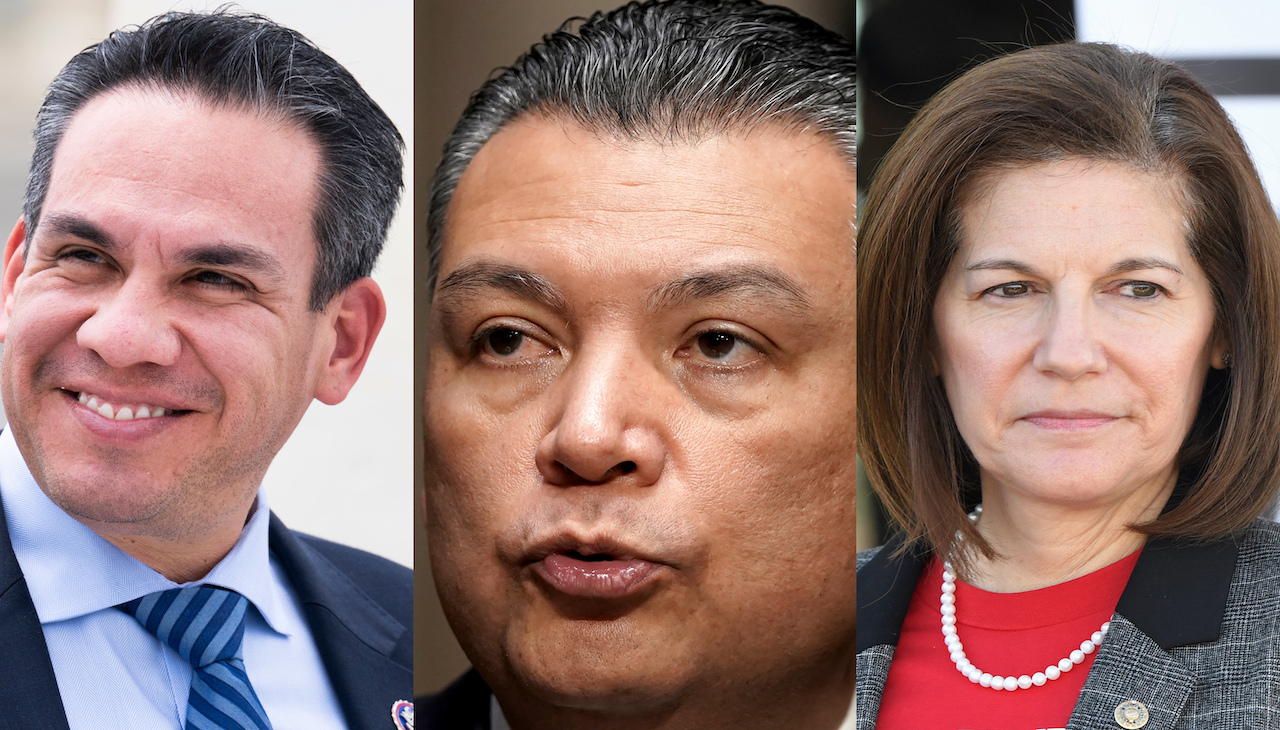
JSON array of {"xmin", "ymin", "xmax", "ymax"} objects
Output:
[
  {"xmin": 938, "ymin": 334, "xmax": 1022, "ymax": 435},
  {"xmin": 683, "ymin": 397, "xmax": 857, "ymax": 587},
  {"xmin": 423, "ymin": 370, "xmax": 537, "ymax": 558}
]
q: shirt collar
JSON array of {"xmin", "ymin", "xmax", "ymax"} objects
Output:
[{"xmin": 0, "ymin": 428, "xmax": 297, "ymax": 636}]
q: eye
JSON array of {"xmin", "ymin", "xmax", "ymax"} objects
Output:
[
  {"xmin": 983, "ymin": 282, "xmax": 1031, "ymax": 298},
  {"xmin": 1118, "ymin": 281, "xmax": 1163, "ymax": 299},
  {"xmin": 484, "ymin": 328, "xmax": 525, "ymax": 357},
  {"xmin": 680, "ymin": 329, "xmax": 764, "ymax": 367},
  {"xmin": 474, "ymin": 325, "xmax": 556, "ymax": 362},
  {"xmin": 59, "ymin": 248, "xmax": 108, "ymax": 265},
  {"xmin": 190, "ymin": 270, "xmax": 247, "ymax": 290}
]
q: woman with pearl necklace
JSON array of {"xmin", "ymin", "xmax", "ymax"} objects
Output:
[{"xmin": 857, "ymin": 42, "xmax": 1280, "ymax": 730}]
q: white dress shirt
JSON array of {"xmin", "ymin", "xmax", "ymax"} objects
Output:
[{"xmin": 0, "ymin": 428, "xmax": 347, "ymax": 730}]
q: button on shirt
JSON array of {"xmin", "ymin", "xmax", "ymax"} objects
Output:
[{"xmin": 0, "ymin": 429, "xmax": 347, "ymax": 730}]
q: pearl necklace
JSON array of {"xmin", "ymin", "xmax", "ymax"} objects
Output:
[{"xmin": 941, "ymin": 505, "xmax": 1110, "ymax": 692}]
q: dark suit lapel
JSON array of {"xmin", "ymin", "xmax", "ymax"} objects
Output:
[
  {"xmin": 267, "ymin": 514, "xmax": 412, "ymax": 730},
  {"xmin": 0, "ymin": 495, "xmax": 70, "ymax": 730}
]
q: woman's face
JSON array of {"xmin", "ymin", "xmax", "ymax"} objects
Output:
[{"xmin": 933, "ymin": 158, "xmax": 1225, "ymax": 512}]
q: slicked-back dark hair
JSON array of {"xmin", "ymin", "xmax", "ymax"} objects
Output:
[
  {"xmin": 426, "ymin": 0, "xmax": 854, "ymax": 293},
  {"xmin": 25, "ymin": 9, "xmax": 404, "ymax": 311}
]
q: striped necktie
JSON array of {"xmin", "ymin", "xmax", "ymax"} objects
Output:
[{"xmin": 118, "ymin": 584, "xmax": 274, "ymax": 730}]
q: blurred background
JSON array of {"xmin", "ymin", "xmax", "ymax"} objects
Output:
[
  {"xmin": 415, "ymin": 0, "xmax": 855, "ymax": 696},
  {"xmin": 0, "ymin": 0, "xmax": 413, "ymax": 567},
  {"xmin": 857, "ymin": 0, "xmax": 1280, "ymax": 551}
]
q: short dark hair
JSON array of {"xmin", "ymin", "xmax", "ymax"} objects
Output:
[
  {"xmin": 426, "ymin": 0, "xmax": 854, "ymax": 293},
  {"xmin": 858, "ymin": 42, "xmax": 1280, "ymax": 566},
  {"xmin": 25, "ymin": 9, "xmax": 404, "ymax": 311}
]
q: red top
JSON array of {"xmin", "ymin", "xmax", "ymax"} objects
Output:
[{"xmin": 876, "ymin": 549, "xmax": 1141, "ymax": 730}]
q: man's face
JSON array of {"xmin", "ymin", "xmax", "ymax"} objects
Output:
[
  {"xmin": 0, "ymin": 87, "xmax": 336, "ymax": 543},
  {"xmin": 424, "ymin": 118, "xmax": 856, "ymax": 716}
]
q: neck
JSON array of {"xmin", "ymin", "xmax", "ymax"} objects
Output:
[
  {"xmin": 961, "ymin": 471, "xmax": 1176, "ymax": 592},
  {"xmin": 90, "ymin": 499, "xmax": 256, "ymax": 583},
  {"xmin": 501, "ymin": 652, "xmax": 855, "ymax": 730}
]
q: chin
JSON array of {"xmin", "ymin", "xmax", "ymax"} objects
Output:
[
  {"xmin": 501, "ymin": 614, "xmax": 695, "ymax": 712},
  {"xmin": 38, "ymin": 468, "xmax": 177, "ymax": 526}
]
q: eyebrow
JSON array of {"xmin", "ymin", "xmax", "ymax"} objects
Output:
[
  {"xmin": 41, "ymin": 213, "xmax": 285, "ymax": 279},
  {"xmin": 648, "ymin": 265, "xmax": 812, "ymax": 314},
  {"xmin": 434, "ymin": 259, "xmax": 813, "ymax": 319},
  {"xmin": 436, "ymin": 260, "xmax": 569, "ymax": 312},
  {"xmin": 966, "ymin": 256, "xmax": 1185, "ymax": 277}
]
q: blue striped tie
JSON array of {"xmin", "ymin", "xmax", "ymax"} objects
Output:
[{"xmin": 118, "ymin": 585, "xmax": 274, "ymax": 730}]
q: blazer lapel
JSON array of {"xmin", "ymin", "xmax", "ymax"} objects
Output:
[
  {"xmin": 268, "ymin": 514, "xmax": 412, "ymax": 730},
  {"xmin": 854, "ymin": 645, "xmax": 893, "ymax": 730},
  {"xmin": 1068, "ymin": 615, "xmax": 1194, "ymax": 730},
  {"xmin": 856, "ymin": 533, "xmax": 928, "ymax": 728},
  {"xmin": 1069, "ymin": 534, "xmax": 1238, "ymax": 729},
  {"xmin": 0, "ymin": 497, "xmax": 70, "ymax": 730}
]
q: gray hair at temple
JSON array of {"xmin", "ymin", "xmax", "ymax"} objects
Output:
[
  {"xmin": 24, "ymin": 9, "xmax": 404, "ymax": 311},
  {"xmin": 425, "ymin": 0, "xmax": 855, "ymax": 293}
]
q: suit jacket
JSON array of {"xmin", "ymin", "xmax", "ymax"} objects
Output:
[
  {"xmin": 0, "ymin": 503, "xmax": 412, "ymax": 730},
  {"xmin": 419, "ymin": 669, "xmax": 493, "ymax": 730},
  {"xmin": 856, "ymin": 519, "xmax": 1280, "ymax": 729}
]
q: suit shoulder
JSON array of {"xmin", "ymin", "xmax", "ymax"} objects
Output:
[
  {"xmin": 291, "ymin": 530, "xmax": 413, "ymax": 622},
  {"xmin": 857, "ymin": 546, "xmax": 883, "ymax": 571}
]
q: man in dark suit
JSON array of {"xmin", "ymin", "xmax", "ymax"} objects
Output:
[
  {"xmin": 0, "ymin": 11, "xmax": 410, "ymax": 730},
  {"xmin": 420, "ymin": 2, "xmax": 855, "ymax": 729}
]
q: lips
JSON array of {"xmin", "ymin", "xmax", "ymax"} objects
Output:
[
  {"xmin": 526, "ymin": 537, "xmax": 666, "ymax": 599},
  {"xmin": 1022, "ymin": 410, "xmax": 1117, "ymax": 430}
]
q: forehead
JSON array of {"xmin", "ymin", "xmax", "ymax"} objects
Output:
[
  {"xmin": 956, "ymin": 160, "xmax": 1190, "ymax": 265},
  {"xmin": 41, "ymin": 86, "xmax": 321, "ymax": 266},
  {"xmin": 438, "ymin": 116, "xmax": 855, "ymax": 301}
]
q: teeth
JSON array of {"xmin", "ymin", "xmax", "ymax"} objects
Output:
[{"xmin": 75, "ymin": 392, "xmax": 170, "ymax": 421}]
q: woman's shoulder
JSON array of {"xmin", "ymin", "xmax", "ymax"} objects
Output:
[
  {"xmin": 1234, "ymin": 518, "xmax": 1280, "ymax": 580},
  {"xmin": 856, "ymin": 546, "xmax": 883, "ymax": 571}
]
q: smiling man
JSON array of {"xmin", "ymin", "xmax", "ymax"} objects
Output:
[
  {"xmin": 0, "ymin": 11, "xmax": 410, "ymax": 730},
  {"xmin": 421, "ymin": 2, "xmax": 855, "ymax": 729}
]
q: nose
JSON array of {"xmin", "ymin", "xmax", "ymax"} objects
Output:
[
  {"xmin": 535, "ymin": 348, "xmax": 667, "ymax": 488},
  {"xmin": 1032, "ymin": 294, "xmax": 1106, "ymax": 379},
  {"xmin": 76, "ymin": 281, "xmax": 181, "ymax": 368}
]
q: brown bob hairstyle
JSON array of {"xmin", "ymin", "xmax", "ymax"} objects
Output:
[{"xmin": 858, "ymin": 42, "xmax": 1280, "ymax": 563}]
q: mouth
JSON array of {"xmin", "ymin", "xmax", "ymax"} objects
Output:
[
  {"xmin": 1022, "ymin": 410, "xmax": 1117, "ymax": 430},
  {"xmin": 62, "ymin": 388, "xmax": 187, "ymax": 421},
  {"xmin": 526, "ymin": 539, "xmax": 666, "ymax": 600}
]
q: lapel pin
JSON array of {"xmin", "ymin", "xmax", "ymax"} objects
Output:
[
  {"xmin": 1114, "ymin": 699, "xmax": 1149, "ymax": 729},
  {"xmin": 391, "ymin": 699, "xmax": 414, "ymax": 730}
]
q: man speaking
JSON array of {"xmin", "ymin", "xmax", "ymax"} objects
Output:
[
  {"xmin": 421, "ymin": 1, "xmax": 855, "ymax": 728},
  {"xmin": 0, "ymin": 11, "xmax": 411, "ymax": 730}
]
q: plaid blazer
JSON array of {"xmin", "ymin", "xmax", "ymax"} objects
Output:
[{"xmin": 856, "ymin": 519, "xmax": 1280, "ymax": 729}]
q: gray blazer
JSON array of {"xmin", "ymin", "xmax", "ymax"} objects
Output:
[{"xmin": 856, "ymin": 519, "xmax": 1280, "ymax": 729}]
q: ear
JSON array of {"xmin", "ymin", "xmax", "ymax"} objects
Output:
[
  {"xmin": 1210, "ymin": 330, "xmax": 1231, "ymax": 370},
  {"xmin": 0, "ymin": 219, "xmax": 27, "ymax": 344},
  {"xmin": 314, "ymin": 277, "xmax": 387, "ymax": 405}
]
